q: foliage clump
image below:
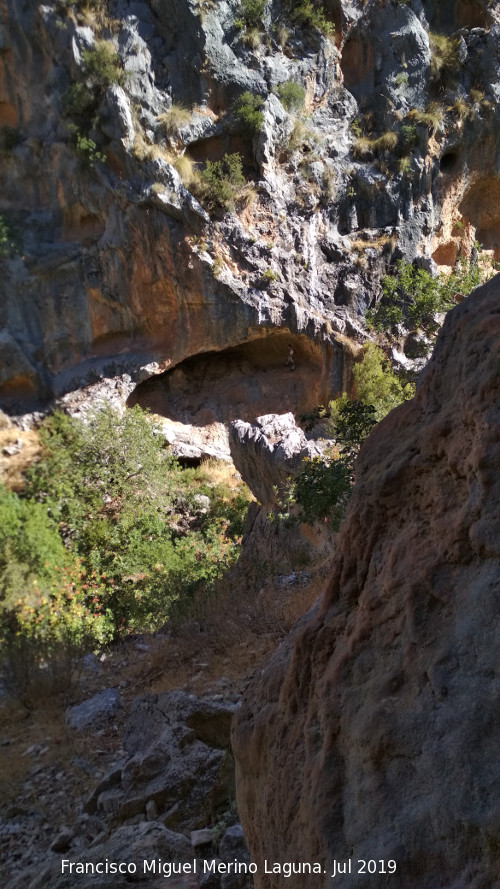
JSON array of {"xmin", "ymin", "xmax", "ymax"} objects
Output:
[
  {"xmin": 429, "ymin": 33, "xmax": 460, "ymax": 89},
  {"xmin": 233, "ymin": 92, "xmax": 265, "ymax": 138},
  {"xmin": 62, "ymin": 40, "xmax": 124, "ymax": 166},
  {"xmin": 235, "ymin": 0, "xmax": 266, "ymax": 31},
  {"xmin": 198, "ymin": 153, "xmax": 246, "ymax": 211},
  {"xmin": 352, "ymin": 131, "xmax": 398, "ymax": 160},
  {"xmin": 284, "ymin": 0, "xmax": 334, "ymax": 36},
  {"xmin": 81, "ymin": 41, "xmax": 124, "ymax": 89},
  {"xmin": 0, "ymin": 406, "xmax": 250, "ymax": 701},
  {"xmin": 277, "ymin": 346, "xmax": 412, "ymax": 529},
  {"xmin": 406, "ymin": 102, "xmax": 443, "ymax": 134},
  {"xmin": 366, "ymin": 258, "xmax": 485, "ymax": 336},
  {"xmin": 275, "ymin": 81, "xmax": 306, "ymax": 112},
  {"xmin": 351, "ymin": 344, "xmax": 412, "ymax": 421}
]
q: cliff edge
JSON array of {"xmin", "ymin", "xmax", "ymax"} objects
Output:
[{"xmin": 232, "ymin": 274, "xmax": 500, "ymax": 889}]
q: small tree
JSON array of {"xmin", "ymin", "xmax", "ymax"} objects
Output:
[
  {"xmin": 199, "ymin": 153, "xmax": 245, "ymax": 211},
  {"xmin": 233, "ymin": 92, "xmax": 265, "ymax": 138}
]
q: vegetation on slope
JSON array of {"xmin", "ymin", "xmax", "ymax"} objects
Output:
[{"xmin": 0, "ymin": 406, "xmax": 251, "ymax": 703}]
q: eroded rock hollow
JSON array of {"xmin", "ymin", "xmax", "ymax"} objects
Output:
[{"xmin": 232, "ymin": 274, "xmax": 500, "ymax": 889}]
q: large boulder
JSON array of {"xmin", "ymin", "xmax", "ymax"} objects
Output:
[
  {"xmin": 232, "ymin": 276, "xmax": 500, "ymax": 888},
  {"xmin": 228, "ymin": 413, "xmax": 327, "ymax": 505}
]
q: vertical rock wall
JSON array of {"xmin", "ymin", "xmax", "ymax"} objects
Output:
[{"xmin": 232, "ymin": 274, "xmax": 500, "ymax": 889}]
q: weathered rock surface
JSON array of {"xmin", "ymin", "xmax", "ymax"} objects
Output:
[
  {"xmin": 66, "ymin": 688, "xmax": 121, "ymax": 730},
  {"xmin": 85, "ymin": 690, "xmax": 237, "ymax": 830},
  {"xmin": 232, "ymin": 275, "xmax": 500, "ymax": 888},
  {"xmin": 6, "ymin": 822, "xmax": 197, "ymax": 889},
  {"xmin": 229, "ymin": 412, "xmax": 329, "ymax": 504},
  {"xmin": 4, "ymin": 689, "xmax": 250, "ymax": 889},
  {"xmin": 1, "ymin": 0, "xmax": 499, "ymax": 415}
]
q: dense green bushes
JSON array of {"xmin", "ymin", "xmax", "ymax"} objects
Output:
[
  {"xmin": 0, "ymin": 407, "xmax": 250, "ymax": 700},
  {"xmin": 198, "ymin": 153, "xmax": 246, "ymax": 211},
  {"xmin": 233, "ymin": 92, "xmax": 265, "ymax": 138},
  {"xmin": 235, "ymin": 0, "xmax": 266, "ymax": 30},
  {"xmin": 62, "ymin": 40, "xmax": 123, "ymax": 166},
  {"xmin": 366, "ymin": 258, "xmax": 485, "ymax": 336},
  {"xmin": 285, "ymin": 0, "xmax": 334, "ymax": 35},
  {"xmin": 275, "ymin": 81, "xmax": 305, "ymax": 112}
]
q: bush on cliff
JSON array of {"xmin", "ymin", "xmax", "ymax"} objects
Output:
[
  {"xmin": 233, "ymin": 92, "xmax": 265, "ymax": 138},
  {"xmin": 285, "ymin": 0, "xmax": 334, "ymax": 36},
  {"xmin": 198, "ymin": 153, "xmax": 246, "ymax": 211},
  {"xmin": 366, "ymin": 257, "xmax": 486, "ymax": 336}
]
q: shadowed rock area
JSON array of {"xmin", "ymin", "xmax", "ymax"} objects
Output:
[
  {"xmin": 128, "ymin": 332, "xmax": 341, "ymax": 426},
  {"xmin": 232, "ymin": 274, "xmax": 500, "ymax": 889}
]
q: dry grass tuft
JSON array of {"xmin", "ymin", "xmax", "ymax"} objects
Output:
[
  {"xmin": 0, "ymin": 428, "xmax": 42, "ymax": 491},
  {"xmin": 406, "ymin": 102, "xmax": 443, "ymax": 132},
  {"xmin": 157, "ymin": 105, "xmax": 192, "ymax": 139},
  {"xmin": 172, "ymin": 154, "xmax": 200, "ymax": 189},
  {"xmin": 352, "ymin": 131, "xmax": 397, "ymax": 159},
  {"xmin": 429, "ymin": 33, "xmax": 460, "ymax": 85}
]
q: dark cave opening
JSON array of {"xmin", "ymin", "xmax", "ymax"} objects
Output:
[
  {"xmin": 127, "ymin": 332, "xmax": 328, "ymax": 428},
  {"xmin": 440, "ymin": 152, "xmax": 460, "ymax": 174}
]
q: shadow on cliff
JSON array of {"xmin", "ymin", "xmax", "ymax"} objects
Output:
[{"xmin": 127, "ymin": 332, "xmax": 329, "ymax": 427}]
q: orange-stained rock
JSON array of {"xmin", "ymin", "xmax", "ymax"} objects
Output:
[{"xmin": 232, "ymin": 274, "xmax": 500, "ymax": 889}]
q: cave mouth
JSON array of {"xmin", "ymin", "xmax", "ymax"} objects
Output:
[
  {"xmin": 440, "ymin": 151, "xmax": 460, "ymax": 174},
  {"xmin": 127, "ymin": 332, "xmax": 326, "ymax": 428}
]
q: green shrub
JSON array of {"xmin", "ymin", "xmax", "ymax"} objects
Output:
[
  {"xmin": 352, "ymin": 344, "xmax": 411, "ymax": 421},
  {"xmin": 62, "ymin": 40, "xmax": 123, "ymax": 166},
  {"xmin": 233, "ymin": 91, "xmax": 265, "ymax": 138},
  {"xmin": 21, "ymin": 407, "xmax": 247, "ymax": 633},
  {"xmin": 258, "ymin": 268, "xmax": 279, "ymax": 287},
  {"xmin": 293, "ymin": 455, "xmax": 352, "ymax": 528},
  {"xmin": 275, "ymin": 81, "xmax": 306, "ymax": 112},
  {"xmin": 394, "ymin": 72, "xmax": 409, "ymax": 87},
  {"xmin": 279, "ymin": 344, "xmax": 414, "ymax": 529},
  {"xmin": 199, "ymin": 153, "xmax": 246, "ymax": 211},
  {"xmin": 1, "ymin": 407, "xmax": 251, "ymax": 699},
  {"xmin": 0, "ymin": 485, "xmax": 111, "ymax": 703},
  {"xmin": 75, "ymin": 131, "xmax": 105, "ymax": 167},
  {"xmin": 235, "ymin": 0, "xmax": 266, "ymax": 30},
  {"xmin": 278, "ymin": 400, "xmax": 377, "ymax": 528},
  {"xmin": 285, "ymin": 0, "xmax": 334, "ymax": 35},
  {"xmin": 398, "ymin": 123, "xmax": 418, "ymax": 153},
  {"xmin": 81, "ymin": 41, "xmax": 124, "ymax": 89},
  {"xmin": 365, "ymin": 259, "xmax": 485, "ymax": 335}
]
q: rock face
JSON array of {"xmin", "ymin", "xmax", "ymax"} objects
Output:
[
  {"xmin": 85, "ymin": 690, "xmax": 236, "ymax": 830},
  {"xmin": 1, "ymin": 0, "xmax": 500, "ymax": 413},
  {"xmin": 229, "ymin": 413, "xmax": 328, "ymax": 504},
  {"xmin": 5, "ymin": 689, "xmax": 249, "ymax": 889},
  {"xmin": 232, "ymin": 275, "xmax": 500, "ymax": 889}
]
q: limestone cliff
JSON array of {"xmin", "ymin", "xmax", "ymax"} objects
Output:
[
  {"xmin": 232, "ymin": 274, "xmax": 500, "ymax": 889},
  {"xmin": 1, "ymin": 0, "xmax": 499, "ymax": 418}
]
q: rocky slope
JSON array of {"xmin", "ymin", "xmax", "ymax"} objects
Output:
[
  {"xmin": 232, "ymin": 273, "xmax": 500, "ymax": 888},
  {"xmin": 1, "ymin": 0, "xmax": 499, "ymax": 424}
]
